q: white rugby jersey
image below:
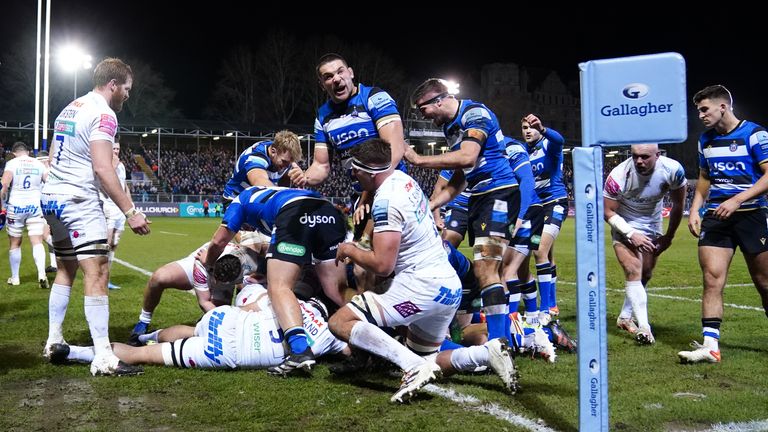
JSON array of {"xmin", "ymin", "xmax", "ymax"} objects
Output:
[
  {"xmin": 100, "ymin": 162, "xmax": 127, "ymax": 213},
  {"xmin": 604, "ymin": 155, "xmax": 687, "ymax": 235},
  {"xmin": 4, "ymin": 155, "xmax": 46, "ymax": 206},
  {"xmin": 45, "ymin": 92, "xmax": 118, "ymax": 197},
  {"xmin": 233, "ymin": 288, "xmax": 346, "ymax": 367},
  {"xmin": 372, "ymin": 170, "xmax": 456, "ymax": 278}
]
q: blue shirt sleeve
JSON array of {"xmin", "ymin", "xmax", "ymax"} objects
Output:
[
  {"xmin": 366, "ymin": 88, "xmax": 400, "ymax": 123},
  {"xmin": 222, "ymin": 197, "xmax": 245, "ymax": 232}
]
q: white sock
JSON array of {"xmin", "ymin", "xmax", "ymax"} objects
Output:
[
  {"xmin": 84, "ymin": 296, "xmax": 112, "ymax": 357},
  {"xmin": 9, "ymin": 248, "xmax": 21, "ymax": 278},
  {"xmin": 703, "ymin": 327, "xmax": 720, "ymax": 351},
  {"xmin": 68, "ymin": 346, "xmax": 96, "ymax": 363},
  {"xmin": 47, "ymin": 283, "xmax": 71, "ymax": 343},
  {"xmin": 32, "ymin": 244, "xmax": 46, "ymax": 279},
  {"xmin": 49, "ymin": 253, "xmax": 57, "ymax": 269},
  {"xmin": 139, "ymin": 329, "xmax": 162, "ymax": 344},
  {"xmin": 449, "ymin": 345, "xmax": 490, "ymax": 372},
  {"xmin": 108, "ymin": 250, "xmax": 115, "ymax": 269},
  {"xmin": 349, "ymin": 321, "xmax": 424, "ymax": 372},
  {"xmin": 626, "ymin": 280, "xmax": 649, "ymax": 329},
  {"xmin": 139, "ymin": 309, "xmax": 153, "ymax": 324},
  {"xmin": 619, "ymin": 296, "xmax": 633, "ymax": 320}
]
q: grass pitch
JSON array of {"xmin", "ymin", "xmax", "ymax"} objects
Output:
[{"xmin": 0, "ymin": 217, "xmax": 766, "ymax": 431}]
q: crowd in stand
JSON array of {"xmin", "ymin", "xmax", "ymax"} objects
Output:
[{"xmin": 116, "ymin": 145, "xmax": 440, "ymax": 201}]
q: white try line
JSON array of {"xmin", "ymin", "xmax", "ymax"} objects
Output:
[
  {"xmin": 157, "ymin": 231, "xmax": 189, "ymax": 236},
  {"xmin": 424, "ymin": 384, "xmax": 558, "ymax": 432}
]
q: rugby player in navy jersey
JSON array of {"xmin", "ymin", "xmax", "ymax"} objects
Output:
[
  {"xmin": 430, "ymin": 169, "xmax": 470, "ymax": 247},
  {"xmin": 679, "ymin": 85, "xmax": 768, "ymax": 363},
  {"xmin": 199, "ymin": 186, "xmax": 348, "ymax": 375},
  {"xmin": 222, "ymin": 130, "xmax": 302, "ymax": 201},
  {"xmin": 290, "ymin": 53, "xmax": 407, "ymax": 189},
  {"xmin": 522, "ymin": 114, "xmax": 568, "ymax": 324},
  {"xmin": 501, "ymin": 136, "xmax": 545, "ymax": 321},
  {"xmin": 404, "ymin": 78, "xmax": 519, "ymax": 345}
]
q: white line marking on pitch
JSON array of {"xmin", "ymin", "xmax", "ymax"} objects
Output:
[
  {"xmin": 113, "ymin": 258, "xmax": 196, "ymax": 296},
  {"xmin": 704, "ymin": 419, "xmax": 768, "ymax": 432},
  {"xmin": 424, "ymin": 384, "xmax": 558, "ymax": 432},
  {"xmin": 646, "ymin": 283, "xmax": 752, "ymax": 291},
  {"xmin": 555, "ymin": 281, "xmax": 761, "ymax": 312},
  {"xmin": 157, "ymin": 231, "xmax": 189, "ymax": 236},
  {"xmin": 113, "ymin": 258, "xmax": 153, "ymax": 277},
  {"xmin": 606, "ymin": 289, "xmax": 764, "ymax": 312}
]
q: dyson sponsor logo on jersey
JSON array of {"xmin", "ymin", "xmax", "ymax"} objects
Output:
[
  {"xmin": 712, "ymin": 161, "xmax": 746, "ymax": 171},
  {"xmin": 299, "ymin": 213, "xmax": 336, "ymax": 227},
  {"xmin": 204, "ymin": 310, "xmax": 226, "ymax": 364},
  {"xmin": 331, "ymin": 128, "xmax": 369, "ymax": 146}
]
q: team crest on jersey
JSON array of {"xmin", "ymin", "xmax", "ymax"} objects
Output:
[{"xmin": 729, "ymin": 141, "xmax": 738, "ymax": 152}]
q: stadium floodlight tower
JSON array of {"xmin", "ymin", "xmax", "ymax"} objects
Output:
[{"xmin": 58, "ymin": 45, "xmax": 92, "ymax": 100}]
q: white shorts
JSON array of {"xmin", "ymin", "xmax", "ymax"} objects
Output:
[
  {"xmin": 6, "ymin": 203, "xmax": 45, "ymax": 237},
  {"xmin": 162, "ymin": 306, "xmax": 240, "ymax": 369},
  {"xmin": 104, "ymin": 203, "xmax": 126, "ymax": 232},
  {"xmin": 41, "ymin": 193, "xmax": 108, "ymax": 261},
  {"xmin": 176, "ymin": 254, "xmax": 201, "ymax": 289},
  {"xmin": 611, "ymin": 228, "xmax": 660, "ymax": 246},
  {"xmin": 161, "ymin": 306, "xmax": 285, "ymax": 369},
  {"xmin": 348, "ymin": 272, "xmax": 461, "ymax": 345}
]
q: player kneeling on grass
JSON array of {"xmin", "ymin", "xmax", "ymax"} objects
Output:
[
  {"xmin": 48, "ymin": 283, "xmax": 349, "ymax": 370},
  {"xmin": 329, "ymin": 138, "xmax": 519, "ymax": 403}
]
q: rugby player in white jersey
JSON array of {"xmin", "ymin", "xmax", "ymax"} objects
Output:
[
  {"xmin": 330, "ymin": 138, "xmax": 518, "ymax": 403},
  {"xmin": 1, "ymin": 142, "xmax": 49, "ymax": 288},
  {"xmin": 98, "ymin": 138, "xmax": 131, "ymax": 290},
  {"xmin": 604, "ymin": 144, "xmax": 687, "ymax": 344},
  {"xmin": 127, "ymin": 241, "xmax": 261, "ymax": 345},
  {"xmin": 47, "ymin": 283, "xmax": 350, "ymax": 370},
  {"xmin": 41, "ymin": 58, "xmax": 151, "ymax": 376}
]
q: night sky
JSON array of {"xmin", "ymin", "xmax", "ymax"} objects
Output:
[{"xmin": 2, "ymin": 2, "xmax": 766, "ymax": 124}]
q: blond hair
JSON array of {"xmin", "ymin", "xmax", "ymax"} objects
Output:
[{"xmin": 272, "ymin": 130, "xmax": 302, "ymax": 162}]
